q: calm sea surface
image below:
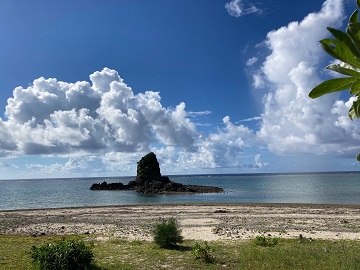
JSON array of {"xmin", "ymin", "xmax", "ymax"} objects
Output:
[{"xmin": 1, "ymin": 173, "xmax": 360, "ymax": 210}]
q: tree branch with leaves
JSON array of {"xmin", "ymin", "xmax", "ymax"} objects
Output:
[{"xmin": 309, "ymin": 0, "xmax": 360, "ymax": 161}]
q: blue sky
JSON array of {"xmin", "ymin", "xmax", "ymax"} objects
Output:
[{"xmin": 0, "ymin": 0, "xmax": 359, "ymax": 179}]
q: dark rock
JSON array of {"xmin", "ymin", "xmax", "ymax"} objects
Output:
[
  {"xmin": 136, "ymin": 152, "xmax": 161, "ymax": 184},
  {"xmin": 90, "ymin": 152, "xmax": 224, "ymax": 194},
  {"xmin": 214, "ymin": 210, "xmax": 228, "ymax": 213},
  {"xmin": 127, "ymin": 180, "xmax": 137, "ymax": 188},
  {"xmin": 90, "ymin": 181, "xmax": 125, "ymax": 190}
]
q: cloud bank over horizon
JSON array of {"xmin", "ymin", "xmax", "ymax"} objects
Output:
[
  {"xmin": 1, "ymin": 0, "xmax": 360, "ymax": 178},
  {"xmin": 0, "ymin": 68, "xmax": 263, "ymax": 176}
]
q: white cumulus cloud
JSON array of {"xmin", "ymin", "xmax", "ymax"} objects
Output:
[
  {"xmin": 254, "ymin": 0, "xmax": 360, "ymax": 156},
  {"xmin": 0, "ymin": 68, "xmax": 262, "ymax": 176},
  {"xmin": 2, "ymin": 68, "xmax": 200, "ymax": 156}
]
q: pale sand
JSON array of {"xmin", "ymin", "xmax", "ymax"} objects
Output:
[{"xmin": 1, "ymin": 203, "xmax": 360, "ymax": 241}]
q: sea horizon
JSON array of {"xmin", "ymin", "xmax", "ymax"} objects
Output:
[
  {"xmin": 1, "ymin": 171, "xmax": 360, "ymax": 211},
  {"xmin": 2, "ymin": 170, "xmax": 360, "ymax": 182}
]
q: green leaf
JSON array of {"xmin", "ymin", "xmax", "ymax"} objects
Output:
[
  {"xmin": 326, "ymin": 64, "xmax": 360, "ymax": 77},
  {"xmin": 328, "ymin": 27, "xmax": 353, "ymax": 45},
  {"xmin": 357, "ymin": 153, "xmax": 360, "ymax": 162},
  {"xmin": 309, "ymin": 77, "xmax": 356, "ymax": 98},
  {"xmin": 328, "ymin": 27, "xmax": 360, "ymax": 60},
  {"xmin": 349, "ymin": 106, "xmax": 356, "ymax": 120},
  {"xmin": 349, "ymin": 10, "xmax": 359, "ymax": 25},
  {"xmin": 347, "ymin": 22, "xmax": 360, "ymax": 45},
  {"xmin": 320, "ymin": 39, "xmax": 360, "ymax": 68},
  {"xmin": 357, "ymin": 0, "xmax": 360, "ymax": 9},
  {"xmin": 351, "ymin": 78, "xmax": 360, "ymax": 95},
  {"xmin": 346, "ymin": 20, "xmax": 360, "ymax": 58},
  {"xmin": 353, "ymin": 96, "xmax": 360, "ymax": 118},
  {"xmin": 349, "ymin": 95, "xmax": 360, "ymax": 120}
]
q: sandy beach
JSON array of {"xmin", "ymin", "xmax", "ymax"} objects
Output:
[{"xmin": 1, "ymin": 203, "xmax": 360, "ymax": 241}]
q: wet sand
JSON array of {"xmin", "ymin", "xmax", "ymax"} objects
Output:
[{"xmin": 1, "ymin": 203, "xmax": 360, "ymax": 241}]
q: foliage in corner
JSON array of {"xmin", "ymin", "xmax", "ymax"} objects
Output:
[
  {"xmin": 153, "ymin": 217, "xmax": 183, "ymax": 249},
  {"xmin": 309, "ymin": 0, "xmax": 360, "ymax": 121},
  {"xmin": 309, "ymin": 0, "xmax": 360, "ymax": 161},
  {"xmin": 30, "ymin": 238, "xmax": 94, "ymax": 270}
]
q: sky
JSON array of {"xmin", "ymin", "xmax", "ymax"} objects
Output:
[{"xmin": 0, "ymin": 0, "xmax": 359, "ymax": 179}]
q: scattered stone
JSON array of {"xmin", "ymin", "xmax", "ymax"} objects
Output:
[{"xmin": 214, "ymin": 210, "xmax": 228, "ymax": 213}]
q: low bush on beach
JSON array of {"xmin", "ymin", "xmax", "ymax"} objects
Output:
[
  {"xmin": 192, "ymin": 241, "xmax": 215, "ymax": 263},
  {"xmin": 30, "ymin": 238, "xmax": 94, "ymax": 270},
  {"xmin": 153, "ymin": 217, "xmax": 183, "ymax": 248},
  {"xmin": 254, "ymin": 235, "xmax": 279, "ymax": 247}
]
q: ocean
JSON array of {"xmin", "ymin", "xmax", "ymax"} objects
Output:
[{"xmin": 1, "ymin": 172, "xmax": 360, "ymax": 211}]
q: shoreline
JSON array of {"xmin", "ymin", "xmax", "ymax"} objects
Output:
[
  {"xmin": 2, "ymin": 201, "xmax": 360, "ymax": 212},
  {"xmin": 1, "ymin": 203, "xmax": 360, "ymax": 241}
]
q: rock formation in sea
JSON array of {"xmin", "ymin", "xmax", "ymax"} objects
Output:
[{"xmin": 90, "ymin": 152, "xmax": 223, "ymax": 194}]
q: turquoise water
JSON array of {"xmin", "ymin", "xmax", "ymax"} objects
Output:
[{"xmin": 1, "ymin": 173, "xmax": 360, "ymax": 210}]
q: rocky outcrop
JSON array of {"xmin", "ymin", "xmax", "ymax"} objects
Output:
[
  {"xmin": 131, "ymin": 177, "xmax": 223, "ymax": 194},
  {"xmin": 90, "ymin": 179, "xmax": 223, "ymax": 194},
  {"xmin": 90, "ymin": 152, "xmax": 223, "ymax": 194},
  {"xmin": 90, "ymin": 181, "xmax": 126, "ymax": 190},
  {"xmin": 135, "ymin": 152, "xmax": 161, "ymax": 184}
]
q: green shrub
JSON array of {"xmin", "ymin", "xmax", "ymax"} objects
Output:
[
  {"xmin": 254, "ymin": 235, "xmax": 279, "ymax": 247},
  {"xmin": 192, "ymin": 241, "xmax": 215, "ymax": 263},
  {"xmin": 153, "ymin": 217, "xmax": 183, "ymax": 248},
  {"xmin": 30, "ymin": 238, "xmax": 94, "ymax": 270}
]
